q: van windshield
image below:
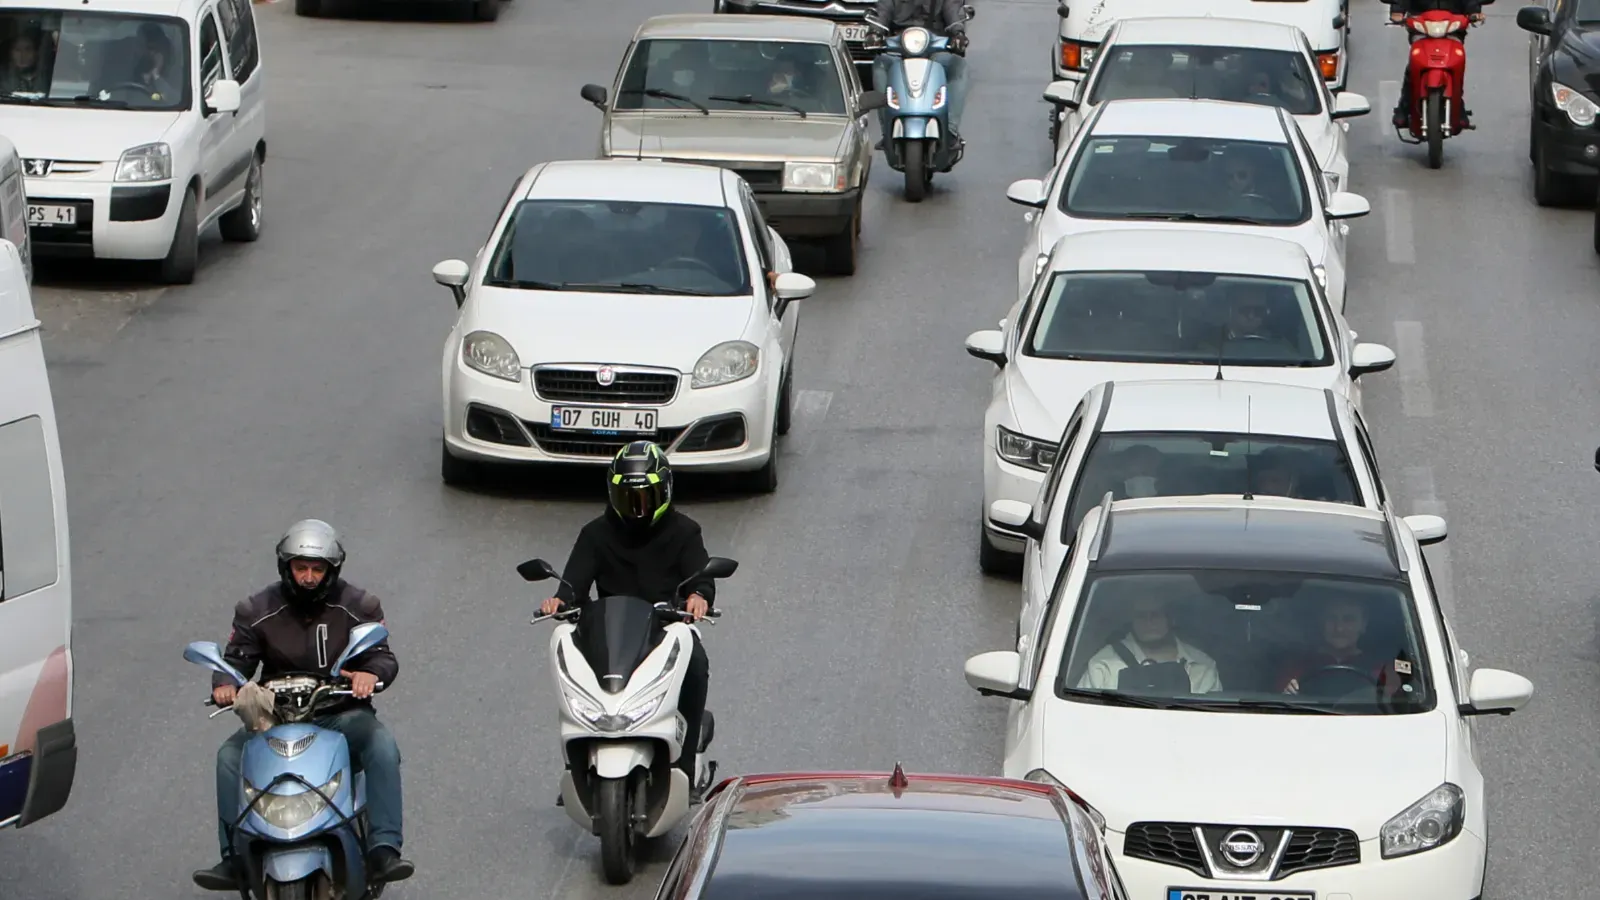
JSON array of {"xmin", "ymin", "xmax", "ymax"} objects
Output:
[{"xmin": 0, "ymin": 10, "xmax": 190, "ymax": 112}]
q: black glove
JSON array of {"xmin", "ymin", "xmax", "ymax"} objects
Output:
[
  {"xmin": 948, "ymin": 31, "xmax": 970, "ymax": 54},
  {"xmin": 864, "ymin": 29, "xmax": 887, "ymax": 49}
]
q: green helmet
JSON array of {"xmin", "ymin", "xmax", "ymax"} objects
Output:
[{"xmin": 607, "ymin": 441, "xmax": 673, "ymax": 527}]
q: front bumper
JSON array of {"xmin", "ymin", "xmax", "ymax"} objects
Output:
[
  {"xmin": 0, "ymin": 719, "xmax": 77, "ymax": 828},
  {"xmin": 24, "ymin": 168, "xmax": 181, "ymax": 261},
  {"xmin": 717, "ymin": 0, "xmax": 876, "ymax": 65},
  {"xmin": 982, "ymin": 440, "xmax": 1046, "ymax": 554},
  {"xmin": 1534, "ymin": 104, "xmax": 1600, "ymax": 177},
  {"xmin": 754, "ymin": 187, "xmax": 860, "ymax": 238}
]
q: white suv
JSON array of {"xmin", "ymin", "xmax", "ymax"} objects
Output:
[{"xmin": 1, "ymin": 0, "xmax": 267, "ymax": 284}]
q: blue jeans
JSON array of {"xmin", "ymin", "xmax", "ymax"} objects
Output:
[
  {"xmin": 216, "ymin": 706, "xmax": 403, "ymax": 857},
  {"xmin": 873, "ymin": 50, "xmax": 969, "ymax": 138}
]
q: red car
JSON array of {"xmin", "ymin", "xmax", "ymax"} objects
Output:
[{"xmin": 655, "ymin": 766, "xmax": 1131, "ymax": 900}]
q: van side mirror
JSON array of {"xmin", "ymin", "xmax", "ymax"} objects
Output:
[
  {"xmin": 205, "ymin": 79, "xmax": 241, "ymax": 115},
  {"xmin": 1057, "ymin": 1, "xmax": 1070, "ymax": 16}
]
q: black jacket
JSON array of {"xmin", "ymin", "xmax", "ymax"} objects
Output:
[
  {"xmin": 216, "ymin": 580, "xmax": 399, "ymax": 713},
  {"xmin": 874, "ymin": 0, "xmax": 967, "ymax": 35},
  {"xmin": 556, "ymin": 509, "xmax": 717, "ymax": 608},
  {"xmin": 1389, "ymin": 0, "xmax": 1481, "ymax": 17}
]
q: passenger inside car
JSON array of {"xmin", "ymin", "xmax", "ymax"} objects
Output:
[{"xmin": 1074, "ymin": 593, "xmax": 1223, "ymax": 695}]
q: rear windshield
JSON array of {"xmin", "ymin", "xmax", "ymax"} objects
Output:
[
  {"xmin": 1063, "ymin": 135, "xmax": 1310, "ymax": 225},
  {"xmin": 1089, "ymin": 44, "xmax": 1322, "ymax": 116}
]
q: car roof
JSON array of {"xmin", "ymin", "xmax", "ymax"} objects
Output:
[
  {"xmin": 1047, "ymin": 229, "xmax": 1311, "ymax": 278},
  {"xmin": 636, "ymin": 13, "xmax": 840, "ymax": 42},
  {"xmin": 1092, "ymin": 497, "xmax": 1401, "ymax": 580},
  {"xmin": 1098, "ymin": 381, "xmax": 1339, "ymax": 440},
  {"xmin": 521, "ymin": 159, "xmax": 729, "ymax": 206},
  {"xmin": 1110, "ymin": 17, "xmax": 1304, "ymax": 50},
  {"xmin": 1089, "ymin": 98, "xmax": 1290, "ymax": 143},
  {"xmin": 28, "ymin": 0, "xmax": 191, "ymax": 15},
  {"xmin": 701, "ymin": 771, "xmax": 1094, "ymax": 900}
]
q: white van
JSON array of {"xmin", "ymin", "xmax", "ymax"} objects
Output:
[
  {"xmin": 1049, "ymin": 0, "xmax": 1349, "ymax": 95},
  {"xmin": 0, "ymin": 139, "xmax": 33, "ymax": 285},
  {"xmin": 0, "ymin": 237, "xmax": 76, "ymax": 831},
  {"xmin": 0, "ymin": 0, "xmax": 268, "ymax": 285}
]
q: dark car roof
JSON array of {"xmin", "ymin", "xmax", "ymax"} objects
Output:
[
  {"xmin": 699, "ymin": 772, "xmax": 1098, "ymax": 900},
  {"xmin": 1095, "ymin": 503, "xmax": 1401, "ymax": 580}
]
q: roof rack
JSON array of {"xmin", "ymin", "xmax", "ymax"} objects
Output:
[
  {"xmin": 1378, "ymin": 505, "xmax": 1408, "ymax": 573},
  {"xmin": 1086, "ymin": 491, "xmax": 1115, "ymax": 563}
]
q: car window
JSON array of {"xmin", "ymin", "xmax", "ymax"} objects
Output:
[
  {"xmin": 1025, "ymin": 269, "xmax": 1331, "ymax": 367},
  {"xmin": 1039, "ymin": 407, "xmax": 1087, "ymax": 512},
  {"xmin": 1062, "ymin": 135, "xmax": 1310, "ymax": 225},
  {"xmin": 0, "ymin": 9, "xmax": 192, "ymax": 112},
  {"xmin": 1061, "ymin": 431, "xmax": 1361, "ymax": 541},
  {"xmin": 214, "ymin": 0, "xmax": 259, "ymax": 83},
  {"xmin": 198, "ymin": 11, "xmax": 224, "ymax": 96},
  {"xmin": 0, "ymin": 415, "xmax": 59, "ymax": 600},
  {"xmin": 1088, "ymin": 44, "xmax": 1322, "ymax": 116},
  {"xmin": 1054, "ymin": 568, "xmax": 1434, "ymax": 715},
  {"xmin": 615, "ymin": 38, "xmax": 848, "ymax": 115},
  {"xmin": 1284, "ymin": 115, "xmax": 1329, "ymax": 204},
  {"xmin": 485, "ymin": 199, "xmax": 752, "ymax": 297},
  {"xmin": 1348, "ymin": 409, "xmax": 1388, "ymax": 503},
  {"xmin": 1028, "ymin": 553, "xmax": 1079, "ymax": 689}
]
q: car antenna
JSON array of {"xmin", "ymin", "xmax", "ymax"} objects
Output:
[
  {"xmin": 636, "ymin": 100, "xmax": 646, "ymax": 161},
  {"xmin": 889, "ymin": 762, "xmax": 909, "ymax": 796},
  {"xmin": 1242, "ymin": 395, "xmax": 1254, "ymax": 500},
  {"xmin": 1214, "ymin": 315, "xmax": 1226, "ymax": 381}
]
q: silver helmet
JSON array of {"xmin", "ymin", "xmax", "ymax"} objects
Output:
[{"xmin": 275, "ymin": 519, "xmax": 346, "ymax": 607}]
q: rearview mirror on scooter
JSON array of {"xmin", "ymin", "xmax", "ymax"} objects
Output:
[
  {"xmin": 863, "ymin": 15, "xmax": 889, "ymax": 31},
  {"xmin": 675, "ymin": 556, "xmax": 739, "ymax": 597},
  {"xmin": 331, "ymin": 622, "xmax": 391, "ymax": 674},
  {"xmin": 517, "ymin": 558, "xmax": 561, "ymax": 582},
  {"xmin": 184, "ymin": 641, "xmax": 249, "ymax": 687},
  {"xmin": 962, "ymin": 4, "xmax": 976, "ymax": 19}
]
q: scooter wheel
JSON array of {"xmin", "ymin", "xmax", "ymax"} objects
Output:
[{"xmin": 596, "ymin": 778, "xmax": 637, "ymax": 885}]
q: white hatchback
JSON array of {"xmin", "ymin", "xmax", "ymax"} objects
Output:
[
  {"xmin": 1008, "ymin": 98, "xmax": 1369, "ymax": 314},
  {"xmin": 966, "ymin": 228, "xmax": 1397, "ymax": 567},
  {"xmin": 433, "ymin": 159, "xmax": 816, "ymax": 493},
  {"xmin": 964, "ymin": 495, "xmax": 1533, "ymax": 900}
]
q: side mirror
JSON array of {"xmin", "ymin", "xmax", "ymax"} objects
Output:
[
  {"xmin": 990, "ymin": 499, "xmax": 1045, "ymax": 542},
  {"xmin": 1043, "ymin": 79, "xmax": 1080, "ymax": 109},
  {"xmin": 1459, "ymin": 668, "xmax": 1534, "ymax": 716},
  {"xmin": 857, "ymin": 89, "xmax": 889, "ymax": 113},
  {"xmin": 331, "ymin": 622, "xmax": 391, "ymax": 674},
  {"xmin": 183, "ymin": 640, "xmax": 248, "ymax": 686},
  {"xmin": 1403, "ymin": 513, "xmax": 1448, "ymax": 546},
  {"xmin": 1324, "ymin": 191, "xmax": 1371, "ymax": 220},
  {"xmin": 205, "ymin": 79, "xmax": 242, "ymax": 115},
  {"xmin": 700, "ymin": 557, "xmax": 740, "ymax": 580},
  {"xmin": 580, "ymin": 83, "xmax": 609, "ymax": 109},
  {"xmin": 1331, "ymin": 12, "xmax": 1347, "ymax": 28},
  {"xmin": 964, "ymin": 650, "xmax": 1030, "ymax": 700},
  {"xmin": 433, "ymin": 258, "xmax": 471, "ymax": 308},
  {"xmin": 1005, "ymin": 178, "xmax": 1048, "ymax": 210},
  {"xmin": 774, "ymin": 272, "xmax": 815, "ymax": 301},
  {"xmin": 1057, "ymin": 1, "xmax": 1071, "ymax": 17},
  {"xmin": 1331, "ymin": 91, "xmax": 1371, "ymax": 120},
  {"xmin": 963, "ymin": 4, "xmax": 976, "ymax": 19},
  {"xmin": 1349, "ymin": 342, "xmax": 1397, "ymax": 378},
  {"xmin": 516, "ymin": 558, "xmax": 560, "ymax": 582},
  {"xmin": 965, "ymin": 329, "xmax": 1006, "ymax": 366},
  {"xmin": 1516, "ymin": 5, "xmax": 1552, "ymax": 34}
]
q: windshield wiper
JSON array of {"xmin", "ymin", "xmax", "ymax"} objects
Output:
[
  {"xmin": 707, "ymin": 94, "xmax": 808, "ymax": 118},
  {"xmin": 618, "ymin": 87, "xmax": 709, "ymax": 114},
  {"xmin": 1059, "ymin": 688, "xmax": 1189, "ymax": 710},
  {"xmin": 558, "ymin": 281, "xmax": 720, "ymax": 296},
  {"xmin": 68, "ymin": 95, "xmax": 131, "ymax": 108},
  {"xmin": 1181, "ymin": 698, "xmax": 1348, "ymax": 715},
  {"xmin": 0, "ymin": 93, "xmax": 44, "ymax": 105},
  {"xmin": 483, "ymin": 278, "xmax": 566, "ymax": 290},
  {"xmin": 1115, "ymin": 212, "xmax": 1278, "ymax": 226}
]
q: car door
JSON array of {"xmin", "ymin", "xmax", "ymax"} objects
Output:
[
  {"xmin": 195, "ymin": 6, "xmax": 236, "ymax": 220},
  {"xmin": 1285, "ymin": 112, "xmax": 1348, "ymax": 270},
  {"xmin": 215, "ymin": 0, "xmax": 263, "ymax": 185},
  {"xmin": 1007, "ymin": 545, "xmax": 1083, "ymax": 765},
  {"xmin": 1020, "ymin": 403, "xmax": 1089, "ymax": 649},
  {"xmin": 739, "ymin": 186, "xmax": 795, "ymax": 366},
  {"xmin": 1346, "ymin": 406, "xmax": 1391, "ymax": 508}
]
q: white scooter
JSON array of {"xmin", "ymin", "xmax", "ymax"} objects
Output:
[{"xmin": 517, "ymin": 556, "xmax": 736, "ymax": 885}]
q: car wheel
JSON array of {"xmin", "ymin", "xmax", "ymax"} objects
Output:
[
  {"xmin": 157, "ymin": 187, "xmax": 199, "ymax": 285},
  {"xmin": 218, "ymin": 154, "xmax": 262, "ymax": 243},
  {"xmin": 1533, "ymin": 129, "xmax": 1589, "ymax": 207},
  {"xmin": 440, "ymin": 439, "xmax": 482, "ymax": 487},
  {"xmin": 294, "ymin": 0, "xmax": 322, "ymax": 16},
  {"xmin": 819, "ymin": 199, "xmax": 860, "ymax": 276},
  {"xmin": 775, "ymin": 366, "xmax": 793, "ymax": 436},
  {"xmin": 472, "ymin": 0, "xmax": 501, "ymax": 20},
  {"xmin": 738, "ymin": 426, "xmax": 779, "ymax": 494},
  {"xmin": 978, "ymin": 522, "xmax": 1022, "ymax": 576}
]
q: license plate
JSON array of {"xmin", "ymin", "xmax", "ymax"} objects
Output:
[
  {"xmin": 840, "ymin": 23, "xmax": 869, "ymax": 41},
  {"xmin": 26, "ymin": 204, "xmax": 75, "ymax": 226},
  {"xmin": 551, "ymin": 406, "xmax": 658, "ymax": 434},
  {"xmin": 1167, "ymin": 890, "xmax": 1314, "ymax": 900}
]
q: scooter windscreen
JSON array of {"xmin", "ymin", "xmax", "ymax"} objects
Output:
[{"xmin": 574, "ymin": 595, "xmax": 668, "ymax": 692}]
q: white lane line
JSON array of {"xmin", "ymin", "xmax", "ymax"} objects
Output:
[
  {"xmin": 792, "ymin": 389, "xmax": 834, "ymax": 454},
  {"xmin": 1392, "ymin": 321, "xmax": 1434, "ymax": 418},
  {"xmin": 1379, "ymin": 80, "xmax": 1401, "ymax": 138},
  {"xmin": 1403, "ymin": 465, "xmax": 1456, "ymax": 618},
  {"xmin": 1383, "ymin": 187, "xmax": 1416, "ymax": 265}
]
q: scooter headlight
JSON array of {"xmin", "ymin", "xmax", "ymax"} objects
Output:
[
  {"xmin": 1422, "ymin": 19, "xmax": 1452, "ymax": 37},
  {"xmin": 559, "ymin": 681, "xmax": 607, "ymax": 726},
  {"xmin": 243, "ymin": 773, "xmax": 342, "ymax": 831},
  {"xmin": 901, "ymin": 26, "xmax": 930, "ymax": 55}
]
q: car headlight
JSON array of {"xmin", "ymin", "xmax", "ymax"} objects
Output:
[
  {"xmin": 901, "ymin": 26, "xmax": 930, "ymax": 55},
  {"xmin": 1552, "ymin": 82, "xmax": 1599, "ymax": 128},
  {"xmin": 461, "ymin": 330, "xmax": 521, "ymax": 382},
  {"xmin": 243, "ymin": 772, "xmax": 341, "ymax": 831},
  {"xmin": 114, "ymin": 142, "xmax": 172, "ymax": 183},
  {"xmin": 997, "ymin": 425, "xmax": 1058, "ymax": 472},
  {"xmin": 1380, "ymin": 783, "xmax": 1464, "ymax": 859},
  {"xmin": 692, "ymin": 340, "xmax": 759, "ymax": 388},
  {"xmin": 784, "ymin": 162, "xmax": 841, "ymax": 192}
]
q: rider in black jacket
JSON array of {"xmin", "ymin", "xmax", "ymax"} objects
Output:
[
  {"xmin": 1388, "ymin": 0, "xmax": 1485, "ymax": 127},
  {"xmin": 539, "ymin": 441, "xmax": 716, "ymax": 794}
]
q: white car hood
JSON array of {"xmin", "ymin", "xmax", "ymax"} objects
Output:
[
  {"xmin": 0, "ymin": 105, "xmax": 179, "ymax": 163},
  {"xmin": 465, "ymin": 287, "xmax": 757, "ymax": 371},
  {"xmin": 1078, "ymin": 3, "xmax": 1338, "ymax": 43},
  {"xmin": 1046, "ymin": 215, "xmax": 1331, "ymax": 269},
  {"xmin": 1039, "ymin": 703, "xmax": 1448, "ymax": 837}
]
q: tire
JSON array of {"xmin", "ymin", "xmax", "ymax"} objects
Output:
[
  {"xmin": 1533, "ymin": 126, "xmax": 1589, "ymax": 207},
  {"xmin": 294, "ymin": 0, "xmax": 321, "ymax": 16},
  {"xmin": 978, "ymin": 522, "xmax": 1022, "ymax": 576},
  {"xmin": 819, "ymin": 199, "xmax": 860, "ymax": 276},
  {"xmin": 902, "ymin": 140, "xmax": 927, "ymax": 203},
  {"xmin": 440, "ymin": 439, "xmax": 481, "ymax": 487},
  {"xmin": 157, "ymin": 187, "xmax": 198, "ymax": 285},
  {"xmin": 775, "ymin": 367, "xmax": 793, "ymax": 436},
  {"xmin": 1425, "ymin": 88, "xmax": 1444, "ymax": 170},
  {"xmin": 595, "ymin": 777, "xmax": 636, "ymax": 885},
  {"xmin": 739, "ymin": 425, "xmax": 779, "ymax": 493},
  {"xmin": 472, "ymin": 0, "xmax": 501, "ymax": 20},
  {"xmin": 1590, "ymin": 198, "xmax": 1600, "ymax": 255},
  {"xmin": 219, "ymin": 154, "xmax": 262, "ymax": 243},
  {"xmin": 265, "ymin": 877, "xmax": 314, "ymax": 900}
]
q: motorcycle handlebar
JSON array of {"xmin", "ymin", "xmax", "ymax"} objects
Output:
[
  {"xmin": 529, "ymin": 604, "xmax": 723, "ymax": 626},
  {"xmin": 202, "ymin": 680, "xmax": 386, "ymax": 708}
]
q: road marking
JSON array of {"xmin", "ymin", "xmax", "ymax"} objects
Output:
[
  {"xmin": 1379, "ymin": 80, "xmax": 1401, "ymax": 138},
  {"xmin": 1392, "ymin": 320, "xmax": 1433, "ymax": 418},
  {"xmin": 1383, "ymin": 187, "xmax": 1415, "ymax": 265},
  {"xmin": 1403, "ymin": 465, "xmax": 1455, "ymax": 618},
  {"xmin": 792, "ymin": 389, "xmax": 834, "ymax": 454}
]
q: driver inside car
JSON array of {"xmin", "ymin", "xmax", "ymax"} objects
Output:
[{"xmin": 1278, "ymin": 597, "xmax": 1397, "ymax": 695}]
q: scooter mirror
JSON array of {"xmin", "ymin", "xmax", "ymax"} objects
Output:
[
  {"xmin": 331, "ymin": 622, "xmax": 391, "ymax": 674},
  {"xmin": 517, "ymin": 558, "xmax": 560, "ymax": 582},
  {"xmin": 701, "ymin": 557, "xmax": 740, "ymax": 580},
  {"xmin": 962, "ymin": 4, "xmax": 976, "ymax": 19},
  {"xmin": 184, "ymin": 641, "xmax": 249, "ymax": 686}
]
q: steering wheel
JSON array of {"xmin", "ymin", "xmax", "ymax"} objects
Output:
[
  {"xmin": 1237, "ymin": 192, "xmax": 1275, "ymax": 206},
  {"xmin": 1294, "ymin": 664, "xmax": 1379, "ymax": 696},
  {"xmin": 101, "ymin": 80, "xmax": 161, "ymax": 97},
  {"xmin": 1231, "ymin": 333, "xmax": 1273, "ymax": 342},
  {"xmin": 655, "ymin": 256, "xmax": 721, "ymax": 277}
]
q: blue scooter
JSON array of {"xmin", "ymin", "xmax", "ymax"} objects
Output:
[
  {"xmin": 185, "ymin": 622, "xmax": 399, "ymax": 900},
  {"xmin": 864, "ymin": 6, "xmax": 975, "ymax": 202}
]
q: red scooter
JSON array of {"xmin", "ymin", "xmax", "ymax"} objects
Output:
[{"xmin": 1390, "ymin": 10, "xmax": 1483, "ymax": 168}]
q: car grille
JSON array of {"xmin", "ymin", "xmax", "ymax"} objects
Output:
[
  {"xmin": 533, "ymin": 368, "xmax": 680, "ymax": 405},
  {"xmin": 1124, "ymin": 823, "xmax": 1207, "ymax": 878},
  {"xmin": 523, "ymin": 423, "xmax": 687, "ymax": 458},
  {"xmin": 732, "ymin": 168, "xmax": 784, "ymax": 193},
  {"xmin": 1124, "ymin": 823, "xmax": 1359, "ymax": 880},
  {"xmin": 1276, "ymin": 827, "xmax": 1361, "ymax": 876}
]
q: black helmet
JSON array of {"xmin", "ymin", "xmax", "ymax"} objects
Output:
[
  {"xmin": 275, "ymin": 518, "xmax": 346, "ymax": 609},
  {"xmin": 607, "ymin": 441, "xmax": 673, "ymax": 528}
]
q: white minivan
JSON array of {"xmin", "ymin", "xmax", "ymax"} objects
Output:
[{"xmin": 0, "ymin": 0, "xmax": 267, "ymax": 285}]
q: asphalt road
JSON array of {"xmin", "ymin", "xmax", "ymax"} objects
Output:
[{"xmin": 0, "ymin": 0, "xmax": 1592, "ymax": 897}]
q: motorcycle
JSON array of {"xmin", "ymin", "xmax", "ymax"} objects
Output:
[
  {"xmin": 1389, "ymin": 7, "xmax": 1488, "ymax": 169},
  {"xmin": 519, "ymin": 555, "xmax": 738, "ymax": 885},
  {"xmin": 863, "ymin": 6, "xmax": 975, "ymax": 202},
  {"xmin": 184, "ymin": 622, "xmax": 402, "ymax": 900}
]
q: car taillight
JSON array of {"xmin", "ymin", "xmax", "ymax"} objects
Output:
[{"xmin": 1317, "ymin": 51, "xmax": 1339, "ymax": 80}]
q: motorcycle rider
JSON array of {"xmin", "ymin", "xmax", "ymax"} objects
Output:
[
  {"xmin": 868, "ymin": 0, "xmax": 972, "ymax": 150},
  {"xmin": 1388, "ymin": 0, "xmax": 1485, "ymax": 128},
  {"xmin": 192, "ymin": 519, "xmax": 414, "ymax": 892},
  {"xmin": 538, "ymin": 441, "xmax": 716, "ymax": 796}
]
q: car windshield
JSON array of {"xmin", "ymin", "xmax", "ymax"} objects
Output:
[
  {"xmin": 1064, "ymin": 432, "xmax": 1361, "ymax": 536},
  {"xmin": 1063, "ymin": 135, "xmax": 1310, "ymax": 225},
  {"xmin": 485, "ymin": 199, "xmax": 752, "ymax": 297},
  {"xmin": 1025, "ymin": 270, "xmax": 1330, "ymax": 367},
  {"xmin": 615, "ymin": 38, "xmax": 848, "ymax": 116},
  {"xmin": 0, "ymin": 10, "xmax": 190, "ymax": 111},
  {"xmin": 1056, "ymin": 569, "xmax": 1433, "ymax": 715},
  {"xmin": 1088, "ymin": 44, "xmax": 1322, "ymax": 116}
]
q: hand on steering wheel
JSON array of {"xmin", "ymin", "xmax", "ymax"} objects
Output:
[
  {"xmin": 656, "ymin": 256, "xmax": 721, "ymax": 277},
  {"xmin": 1285, "ymin": 664, "xmax": 1380, "ymax": 695}
]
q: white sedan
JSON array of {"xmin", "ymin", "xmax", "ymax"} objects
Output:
[
  {"xmin": 964, "ymin": 494, "xmax": 1533, "ymax": 900},
  {"xmin": 1008, "ymin": 98, "xmax": 1370, "ymax": 314},
  {"xmin": 1046, "ymin": 16, "xmax": 1371, "ymax": 192},
  {"xmin": 966, "ymin": 228, "xmax": 1397, "ymax": 569},
  {"xmin": 433, "ymin": 159, "xmax": 816, "ymax": 493}
]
